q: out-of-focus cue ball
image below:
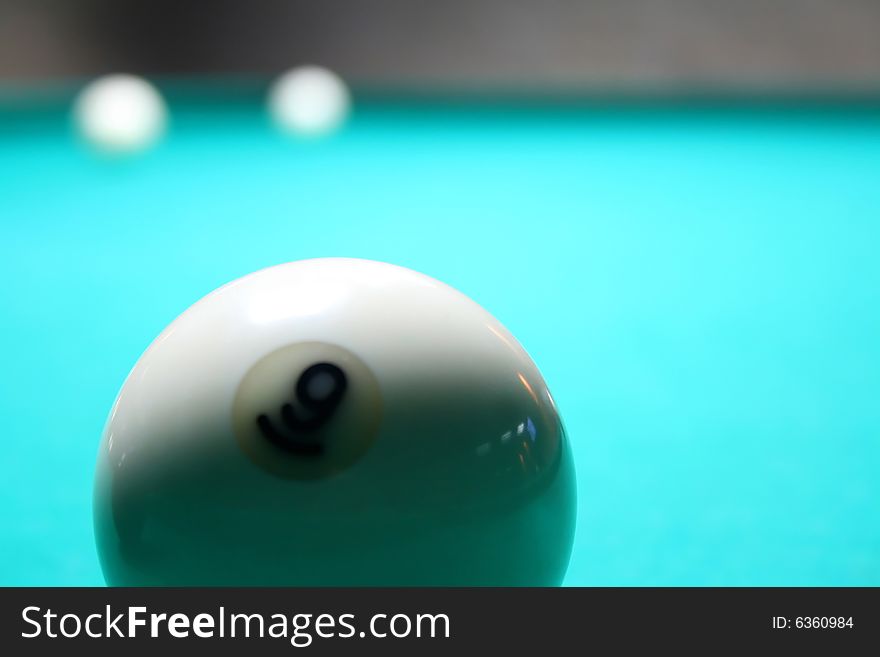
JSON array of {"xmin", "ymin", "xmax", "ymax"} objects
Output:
[
  {"xmin": 267, "ymin": 66, "xmax": 351, "ymax": 137},
  {"xmin": 94, "ymin": 258, "xmax": 576, "ymax": 586},
  {"xmin": 73, "ymin": 74, "xmax": 167, "ymax": 154}
]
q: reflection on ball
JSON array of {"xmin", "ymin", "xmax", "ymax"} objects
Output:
[
  {"xmin": 94, "ymin": 258, "xmax": 576, "ymax": 586},
  {"xmin": 74, "ymin": 74, "xmax": 167, "ymax": 154},
  {"xmin": 267, "ymin": 66, "xmax": 350, "ymax": 137}
]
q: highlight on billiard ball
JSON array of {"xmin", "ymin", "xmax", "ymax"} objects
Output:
[
  {"xmin": 267, "ymin": 65, "xmax": 351, "ymax": 138},
  {"xmin": 73, "ymin": 74, "xmax": 167, "ymax": 154},
  {"xmin": 93, "ymin": 258, "xmax": 576, "ymax": 586}
]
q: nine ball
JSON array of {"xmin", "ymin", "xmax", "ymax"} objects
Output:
[{"xmin": 94, "ymin": 258, "xmax": 576, "ymax": 585}]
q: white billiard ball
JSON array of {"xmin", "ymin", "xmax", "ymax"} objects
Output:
[
  {"xmin": 74, "ymin": 74, "xmax": 167, "ymax": 154},
  {"xmin": 267, "ymin": 66, "xmax": 350, "ymax": 137},
  {"xmin": 94, "ymin": 258, "xmax": 575, "ymax": 586}
]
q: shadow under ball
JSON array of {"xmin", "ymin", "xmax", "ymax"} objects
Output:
[{"xmin": 94, "ymin": 258, "xmax": 576, "ymax": 585}]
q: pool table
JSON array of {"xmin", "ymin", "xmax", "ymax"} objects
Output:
[{"xmin": 2, "ymin": 88, "xmax": 879, "ymax": 586}]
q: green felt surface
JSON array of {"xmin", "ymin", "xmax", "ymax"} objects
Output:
[{"xmin": 2, "ymin": 97, "xmax": 879, "ymax": 585}]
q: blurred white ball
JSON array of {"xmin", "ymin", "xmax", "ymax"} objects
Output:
[
  {"xmin": 74, "ymin": 74, "xmax": 167, "ymax": 154},
  {"xmin": 268, "ymin": 66, "xmax": 350, "ymax": 138}
]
